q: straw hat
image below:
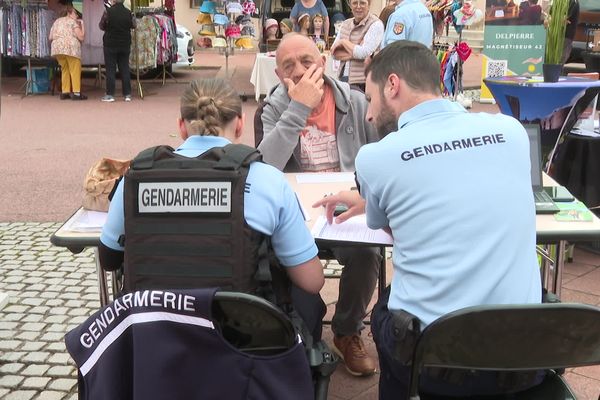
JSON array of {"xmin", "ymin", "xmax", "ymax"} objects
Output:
[
  {"xmin": 197, "ymin": 36, "xmax": 213, "ymax": 48},
  {"xmin": 279, "ymin": 18, "xmax": 293, "ymax": 32},
  {"xmin": 225, "ymin": 24, "xmax": 241, "ymax": 38},
  {"xmin": 265, "ymin": 18, "xmax": 278, "ymax": 32},
  {"xmin": 240, "ymin": 24, "xmax": 255, "ymax": 37},
  {"xmin": 199, "ymin": 24, "xmax": 217, "ymax": 36},
  {"xmin": 199, "ymin": 0, "xmax": 216, "ymax": 14},
  {"xmin": 235, "ymin": 14, "xmax": 252, "ymax": 25},
  {"xmin": 242, "ymin": 0, "xmax": 256, "ymax": 15},
  {"xmin": 235, "ymin": 36, "xmax": 254, "ymax": 49},
  {"xmin": 213, "ymin": 13, "xmax": 229, "ymax": 25},
  {"xmin": 226, "ymin": 1, "xmax": 243, "ymax": 14},
  {"xmin": 212, "ymin": 36, "xmax": 228, "ymax": 47},
  {"xmin": 196, "ymin": 12, "xmax": 212, "ymax": 25}
]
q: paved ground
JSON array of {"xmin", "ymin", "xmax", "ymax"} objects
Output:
[{"xmin": 1, "ymin": 50, "xmax": 599, "ymax": 399}]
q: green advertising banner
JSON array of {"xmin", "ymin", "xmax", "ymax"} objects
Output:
[{"xmin": 480, "ymin": 25, "xmax": 546, "ymax": 103}]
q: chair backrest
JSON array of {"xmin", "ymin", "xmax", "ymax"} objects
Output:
[
  {"xmin": 213, "ymin": 291, "xmax": 297, "ymax": 355},
  {"xmin": 408, "ymin": 303, "xmax": 600, "ymax": 398},
  {"xmin": 253, "ymin": 100, "xmax": 268, "ymax": 147}
]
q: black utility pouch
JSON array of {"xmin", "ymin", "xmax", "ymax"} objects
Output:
[{"xmin": 389, "ymin": 309, "xmax": 421, "ymax": 365}]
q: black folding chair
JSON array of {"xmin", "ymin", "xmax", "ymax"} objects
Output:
[
  {"xmin": 214, "ymin": 291, "xmax": 336, "ymax": 400},
  {"xmin": 408, "ymin": 303, "xmax": 600, "ymax": 400},
  {"xmin": 213, "ymin": 291, "xmax": 298, "ymax": 355}
]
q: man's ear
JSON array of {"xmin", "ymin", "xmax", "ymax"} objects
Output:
[
  {"xmin": 178, "ymin": 118, "xmax": 189, "ymax": 141},
  {"xmin": 386, "ymin": 73, "xmax": 402, "ymax": 99}
]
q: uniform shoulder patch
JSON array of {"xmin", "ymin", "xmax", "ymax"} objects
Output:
[{"xmin": 393, "ymin": 22, "xmax": 404, "ymax": 35}]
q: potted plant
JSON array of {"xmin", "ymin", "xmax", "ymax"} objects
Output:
[{"xmin": 543, "ymin": 0, "xmax": 569, "ymax": 82}]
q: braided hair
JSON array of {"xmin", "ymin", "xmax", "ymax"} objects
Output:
[{"xmin": 180, "ymin": 79, "xmax": 242, "ymax": 137}]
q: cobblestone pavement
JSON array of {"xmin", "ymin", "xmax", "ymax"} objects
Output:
[
  {"xmin": 0, "ymin": 222, "xmax": 98, "ymax": 400},
  {"xmin": 0, "ymin": 222, "xmax": 351, "ymax": 400}
]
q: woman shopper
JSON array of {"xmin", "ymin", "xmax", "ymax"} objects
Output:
[
  {"xmin": 330, "ymin": 0, "xmax": 383, "ymax": 91},
  {"xmin": 49, "ymin": 6, "xmax": 87, "ymax": 100}
]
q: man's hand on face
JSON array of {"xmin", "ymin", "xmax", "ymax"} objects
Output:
[{"xmin": 283, "ymin": 64, "xmax": 325, "ymax": 109}]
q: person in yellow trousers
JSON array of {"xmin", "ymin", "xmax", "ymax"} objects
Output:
[{"xmin": 49, "ymin": 6, "xmax": 87, "ymax": 100}]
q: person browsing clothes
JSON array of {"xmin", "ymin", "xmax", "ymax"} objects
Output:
[
  {"xmin": 49, "ymin": 6, "xmax": 87, "ymax": 100},
  {"xmin": 99, "ymin": 0, "xmax": 136, "ymax": 102}
]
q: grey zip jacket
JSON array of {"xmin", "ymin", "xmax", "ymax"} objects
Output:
[{"xmin": 257, "ymin": 76, "xmax": 380, "ymax": 172}]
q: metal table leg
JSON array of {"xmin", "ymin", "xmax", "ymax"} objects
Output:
[{"xmin": 94, "ymin": 247, "xmax": 109, "ymax": 307}]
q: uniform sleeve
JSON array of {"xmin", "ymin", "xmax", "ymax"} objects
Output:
[
  {"xmin": 100, "ymin": 180, "xmax": 125, "ymax": 251},
  {"xmin": 356, "ymin": 149, "xmax": 389, "ymax": 230},
  {"xmin": 270, "ymin": 182, "xmax": 319, "ymax": 267},
  {"xmin": 243, "ymin": 163, "xmax": 318, "ymax": 266},
  {"xmin": 382, "ymin": 10, "xmax": 407, "ymax": 48}
]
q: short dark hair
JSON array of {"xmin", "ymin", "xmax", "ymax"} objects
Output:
[{"xmin": 365, "ymin": 41, "xmax": 440, "ymax": 95}]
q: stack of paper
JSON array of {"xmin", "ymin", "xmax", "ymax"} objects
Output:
[
  {"xmin": 66, "ymin": 209, "xmax": 108, "ymax": 232},
  {"xmin": 311, "ymin": 215, "xmax": 393, "ymax": 245}
]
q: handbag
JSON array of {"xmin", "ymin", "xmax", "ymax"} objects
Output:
[{"xmin": 82, "ymin": 158, "xmax": 130, "ymax": 212}]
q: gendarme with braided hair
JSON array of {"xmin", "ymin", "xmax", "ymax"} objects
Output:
[{"xmin": 99, "ymin": 78, "xmax": 327, "ymax": 341}]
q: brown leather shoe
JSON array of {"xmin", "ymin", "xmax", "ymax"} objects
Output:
[{"xmin": 333, "ymin": 334, "xmax": 377, "ymax": 376}]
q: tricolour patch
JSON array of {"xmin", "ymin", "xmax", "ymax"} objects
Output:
[
  {"xmin": 138, "ymin": 181, "xmax": 231, "ymax": 213},
  {"xmin": 393, "ymin": 22, "xmax": 404, "ymax": 35}
]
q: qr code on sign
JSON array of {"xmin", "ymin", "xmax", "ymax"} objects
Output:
[{"xmin": 486, "ymin": 59, "xmax": 508, "ymax": 78}]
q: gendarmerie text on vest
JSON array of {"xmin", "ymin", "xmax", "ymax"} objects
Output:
[
  {"xmin": 79, "ymin": 290, "xmax": 197, "ymax": 348},
  {"xmin": 138, "ymin": 181, "xmax": 231, "ymax": 213}
]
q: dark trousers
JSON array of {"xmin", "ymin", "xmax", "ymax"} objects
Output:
[
  {"xmin": 104, "ymin": 46, "xmax": 131, "ymax": 97},
  {"xmin": 371, "ymin": 287, "xmax": 545, "ymax": 400}
]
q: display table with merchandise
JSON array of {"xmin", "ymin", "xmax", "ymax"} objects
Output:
[{"xmin": 484, "ymin": 75, "xmax": 600, "ymax": 158}]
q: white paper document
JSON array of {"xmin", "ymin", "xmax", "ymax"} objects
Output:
[
  {"xmin": 295, "ymin": 172, "xmax": 355, "ymax": 184},
  {"xmin": 311, "ymin": 215, "xmax": 393, "ymax": 245},
  {"xmin": 571, "ymin": 127, "xmax": 600, "ymax": 138},
  {"xmin": 66, "ymin": 209, "xmax": 108, "ymax": 232}
]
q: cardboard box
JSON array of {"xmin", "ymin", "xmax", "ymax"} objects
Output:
[{"xmin": 26, "ymin": 66, "xmax": 50, "ymax": 94}]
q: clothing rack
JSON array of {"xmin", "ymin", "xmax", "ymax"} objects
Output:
[
  {"xmin": 0, "ymin": 0, "xmax": 55, "ymax": 96},
  {"xmin": 130, "ymin": 0, "xmax": 180, "ymax": 99},
  {"xmin": 433, "ymin": 15, "xmax": 467, "ymax": 103},
  {"xmin": 134, "ymin": 6, "xmax": 165, "ymax": 16}
]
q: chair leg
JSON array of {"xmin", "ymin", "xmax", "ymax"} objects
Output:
[{"xmin": 378, "ymin": 246, "xmax": 387, "ymax": 297}]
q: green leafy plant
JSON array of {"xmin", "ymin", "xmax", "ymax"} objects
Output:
[{"xmin": 545, "ymin": 0, "xmax": 569, "ymax": 65}]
